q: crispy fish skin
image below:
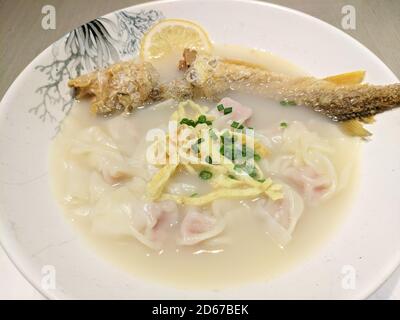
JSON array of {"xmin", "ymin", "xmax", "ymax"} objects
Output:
[
  {"xmin": 68, "ymin": 60, "xmax": 160, "ymax": 115},
  {"xmin": 68, "ymin": 60, "xmax": 194, "ymax": 115},
  {"xmin": 182, "ymin": 50, "xmax": 400, "ymax": 121}
]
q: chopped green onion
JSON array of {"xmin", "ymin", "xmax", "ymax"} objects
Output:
[
  {"xmin": 280, "ymin": 100, "xmax": 297, "ymax": 106},
  {"xmin": 217, "ymin": 104, "xmax": 224, "ymax": 112},
  {"xmin": 234, "ymin": 162, "xmax": 258, "ymax": 179},
  {"xmin": 280, "ymin": 122, "xmax": 288, "ymax": 128},
  {"xmin": 220, "ymin": 133, "xmax": 242, "ymax": 161},
  {"xmin": 199, "ymin": 170, "xmax": 212, "ymax": 180},
  {"xmin": 241, "ymin": 147, "xmax": 247, "ymax": 158},
  {"xmin": 205, "ymin": 156, "xmax": 213, "ymax": 164},
  {"xmin": 180, "ymin": 118, "xmax": 196, "ymax": 127},
  {"xmin": 241, "ymin": 145, "xmax": 256, "ymax": 160},
  {"xmin": 249, "ymin": 170, "xmax": 258, "ymax": 179},
  {"xmin": 258, "ymin": 178, "xmax": 266, "ymax": 183},
  {"xmin": 231, "ymin": 121, "xmax": 240, "ymax": 129},
  {"xmin": 197, "ymin": 115, "xmax": 207, "ymax": 124},
  {"xmin": 180, "ymin": 116, "xmax": 212, "ymax": 127},
  {"xmin": 230, "ymin": 121, "xmax": 245, "ymax": 130},
  {"xmin": 228, "ymin": 174, "xmax": 237, "ymax": 180},
  {"xmin": 254, "ymin": 153, "xmax": 261, "ymax": 161},
  {"xmin": 191, "ymin": 138, "xmax": 204, "ymax": 153},
  {"xmin": 223, "ymin": 107, "xmax": 233, "ymax": 115},
  {"xmin": 190, "ymin": 193, "xmax": 198, "ymax": 197}
]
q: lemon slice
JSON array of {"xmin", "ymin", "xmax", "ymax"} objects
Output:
[{"xmin": 140, "ymin": 19, "xmax": 212, "ymax": 61}]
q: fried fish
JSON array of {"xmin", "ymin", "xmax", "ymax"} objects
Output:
[{"xmin": 68, "ymin": 49, "xmax": 400, "ymax": 121}]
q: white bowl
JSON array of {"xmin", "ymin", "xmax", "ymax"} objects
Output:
[{"xmin": 1, "ymin": 0, "xmax": 400, "ymax": 299}]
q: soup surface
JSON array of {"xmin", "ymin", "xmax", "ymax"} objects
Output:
[{"xmin": 50, "ymin": 45, "xmax": 360, "ymax": 289}]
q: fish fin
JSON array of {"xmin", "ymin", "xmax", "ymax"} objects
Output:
[
  {"xmin": 340, "ymin": 119, "xmax": 372, "ymax": 138},
  {"xmin": 360, "ymin": 116, "xmax": 376, "ymax": 124},
  {"xmin": 324, "ymin": 70, "xmax": 366, "ymax": 85}
]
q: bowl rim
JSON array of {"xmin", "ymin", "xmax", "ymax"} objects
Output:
[{"xmin": 0, "ymin": 0, "xmax": 399, "ymax": 300}]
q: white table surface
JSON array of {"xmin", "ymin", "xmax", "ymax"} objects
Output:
[{"xmin": 1, "ymin": 0, "xmax": 400, "ymax": 300}]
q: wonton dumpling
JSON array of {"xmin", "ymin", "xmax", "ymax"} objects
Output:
[
  {"xmin": 178, "ymin": 207, "xmax": 225, "ymax": 246},
  {"xmin": 105, "ymin": 116, "xmax": 138, "ymax": 156},
  {"xmin": 89, "ymin": 172, "xmax": 113, "ymax": 203},
  {"xmin": 63, "ymin": 160, "xmax": 90, "ymax": 208},
  {"xmin": 69, "ymin": 126, "xmax": 134, "ymax": 184},
  {"xmin": 281, "ymin": 154, "xmax": 336, "ymax": 205},
  {"xmin": 143, "ymin": 200, "xmax": 179, "ymax": 246},
  {"xmin": 253, "ymin": 183, "xmax": 304, "ymax": 247},
  {"xmin": 90, "ymin": 187, "xmax": 147, "ymax": 238},
  {"xmin": 261, "ymin": 121, "xmax": 338, "ymax": 205},
  {"xmin": 91, "ymin": 186, "xmax": 179, "ymax": 249}
]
